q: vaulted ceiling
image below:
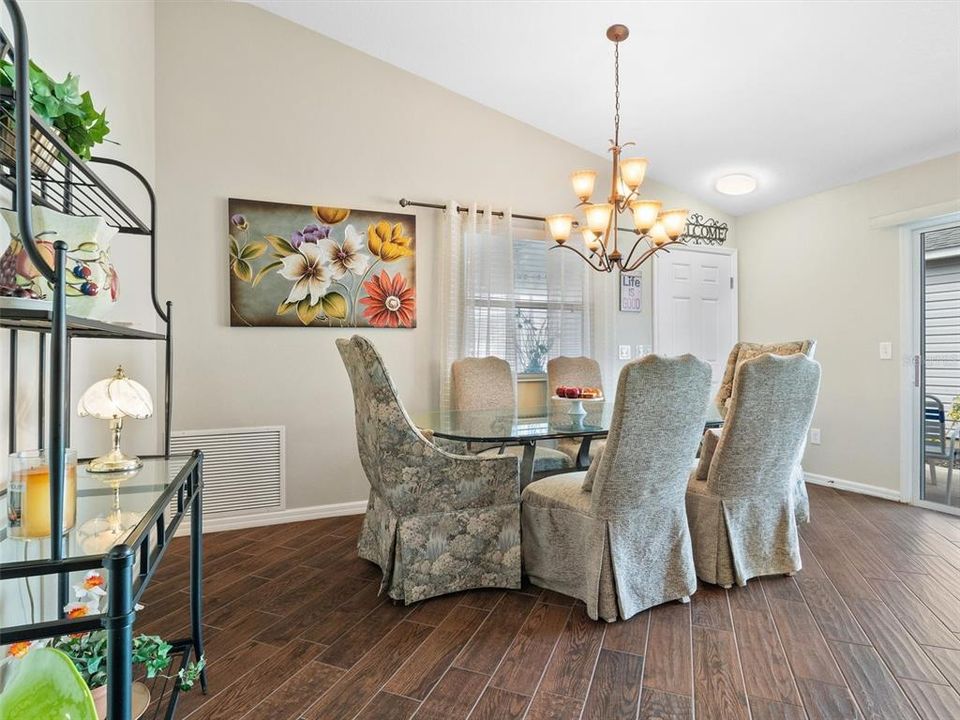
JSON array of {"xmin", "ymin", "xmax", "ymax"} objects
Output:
[{"xmin": 248, "ymin": 1, "xmax": 960, "ymax": 215}]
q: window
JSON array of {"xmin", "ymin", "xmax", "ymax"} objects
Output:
[{"xmin": 464, "ymin": 225, "xmax": 590, "ymax": 376}]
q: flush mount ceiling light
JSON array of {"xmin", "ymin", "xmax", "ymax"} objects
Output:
[{"xmin": 715, "ymin": 173, "xmax": 758, "ymax": 196}]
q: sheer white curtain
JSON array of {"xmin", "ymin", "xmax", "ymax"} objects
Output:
[
  {"xmin": 437, "ymin": 204, "xmax": 600, "ymax": 407},
  {"xmin": 438, "ymin": 203, "xmax": 516, "ymax": 408}
]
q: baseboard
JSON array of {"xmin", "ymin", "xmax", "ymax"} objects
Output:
[
  {"xmin": 804, "ymin": 472, "xmax": 903, "ymax": 502},
  {"xmin": 175, "ymin": 499, "xmax": 369, "ymax": 536}
]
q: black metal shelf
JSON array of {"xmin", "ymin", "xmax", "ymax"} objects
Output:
[
  {"xmin": 0, "ymin": 86, "xmax": 150, "ymax": 235},
  {"xmin": 0, "ymin": 299, "xmax": 166, "ymax": 339},
  {"xmin": 0, "ymin": 2, "xmax": 194, "ymax": 718}
]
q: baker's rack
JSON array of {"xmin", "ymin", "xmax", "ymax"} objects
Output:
[{"xmin": 0, "ymin": 1, "xmax": 205, "ymax": 718}]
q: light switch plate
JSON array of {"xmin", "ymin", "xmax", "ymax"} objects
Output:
[
  {"xmin": 618, "ymin": 344, "xmax": 632, "ymax": 360},
  {"xmin": 879, "ymin": 341, "xmax": 892, "ymax": 360},
  {"xmin": 810, "ymin": 428, "xmax": 821, "ymax": 445}
]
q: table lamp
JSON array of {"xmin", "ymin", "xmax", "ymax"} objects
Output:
[{"xmin": 78, "ymin": 366, "xmax": 153, "ymax": 472}]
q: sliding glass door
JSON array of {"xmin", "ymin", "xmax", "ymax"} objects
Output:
[{"xmin": 919, "ymin": 223, "xmax": 960, "ymax": 510}]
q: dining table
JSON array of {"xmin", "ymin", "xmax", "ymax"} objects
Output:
[{"xmin": 413, "ymin": 399, "xmax": 724, "ymax": 488}]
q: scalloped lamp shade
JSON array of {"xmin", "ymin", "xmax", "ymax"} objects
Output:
[{"xmin": 78, "ymin": 367, "xmax": 153, "ymax": 472}]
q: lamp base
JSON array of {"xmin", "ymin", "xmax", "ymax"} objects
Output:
[{"xmin": 86, "ymin": 450, "xmax": 143, "ymax": 474}]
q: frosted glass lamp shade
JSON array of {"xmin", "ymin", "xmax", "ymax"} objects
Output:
[
  {"xmin": 619, "ymin": 157, "xmax": 648, "ymax": 190},
  {"xmin": 583, "ymin": 203, "xmax": 613, "ymax": 234},
  {"xmin": 648, "ymin": 221, "xmax": 671, "ymax": 247},
  {"xmin": 78, "ymin": 367, "xmax": 153, "ymax": 420},
  {"xmin": 660, "ymin": 209, "xmax": 689, "ymax": 240},
  {"xmin": 581, "ymin": 228, "xmax": 601, "ymax": 253},
  {"xmin": 78, "ymin": 366, "xmax": 152, "ymax": 473},
  {"xmin": 546, "ymin": 214, "xmax": 575, "ymax": 244},
  {"xmin": 629, "ymin": 200, "xmax": 661, "ymax": 233},
  {"xmin": 570, "ymin": 170, "xmax": 597, "ymax": 202}
]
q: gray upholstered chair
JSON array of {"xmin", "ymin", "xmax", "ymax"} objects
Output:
[
  {"xmin": 521, "ymin": 354, "xmax": 712, "ymax": 622},
  {"xmin": 714, "ymin": 339, "xmax": 817, "ymax": 523},
  {"xmin": 337, "ymin": 336, "xmax": 522, "ymax": 604},
  {"xmin": 451, "ymin": 356, "xmax": 573, "ymax": 473},
  {"xmin": 547, "ymin": 356, "xmax": 607, "ymax": 466},
  {"xmin": 686, "ymin": 353, "xmax": 821, "ymax": 589}
]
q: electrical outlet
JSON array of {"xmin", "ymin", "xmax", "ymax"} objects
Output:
[
  {"xmin": 879, "ymin": 341, "xmax": 892, "ymax": 360},
  {"xmin": 635, "ymin": 344, "xmax": 647, "ymax": 358},
  {"xmin": 809, "ymin": 428, "xmax": 821, "ymax": 445},
  {"xmin": 618, "ymin": 344, "xmax": 632, "ymax": 360}
]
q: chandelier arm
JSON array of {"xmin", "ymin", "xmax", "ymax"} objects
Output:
[
  {"xmin": 620, "ymin": 234, "xmax": 651, "ymax": 270},
  {"xmin": 622, "ymin": 240, "xmax": 684, "ymax": 273},
  {"xmin": 549, "ymin": 242, "xmax": 607, "ymax": 272},
  {"xmin": 622, "ymin": 246, "xmax": 662, "ymax": 274}
]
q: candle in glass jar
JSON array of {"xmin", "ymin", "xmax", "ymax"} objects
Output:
[{"xmin": 8, "ymin": 450, "xmax": 78, "ymax": 539}]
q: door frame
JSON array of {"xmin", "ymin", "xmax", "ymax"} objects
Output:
[
  {"xmin": 651, "ymin": 244, "xmax": 739, "ymax": 355},
  {"xmin": 900, "ymin": 213, "xmax": 960, "ymax": 514}
]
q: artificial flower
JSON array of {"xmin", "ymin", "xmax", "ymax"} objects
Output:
[
  {"xmin": 290, "ymin": 223, "xmax": 330, "ymax": 248},
  {"xmin": 8, "ymin": 641, "xmax": 32, "ymax": 658},
  {"xmin": 313, "ymin": 206, "xmax": 350, "ymax": 225},
  {"xmin": 321, "ymin": 225, "xmax": 369, "ymax": 279},
  {"xmin": 75, "ymin": 570, "xmax": 107, "ymax": 600},
  {"xmin": 360, "ymin": 271, "xmax": 416, "ymax": 328},
  {"xmin": 367, "ymin": 221, "xmax": 414, "ymax": 262},
  {"xmin": 64, "ymin": 601, "xmax": 98, "ymax": 619},
  {"xmin": 278, "ymin": 243, "xmax": 330, "ymax": 306},
  {"xmin": 230, "ymin": 213, "xmax": 248, "ymax": 231}
]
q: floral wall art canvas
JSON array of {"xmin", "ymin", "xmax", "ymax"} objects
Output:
[{"xmin": 228, "ymin": 198, "xmax": 417, "ymax": 328}]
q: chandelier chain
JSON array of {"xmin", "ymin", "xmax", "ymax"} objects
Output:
[{"xmin": 613, "ymin": 40, "xmax": 620, "ymax": 145}]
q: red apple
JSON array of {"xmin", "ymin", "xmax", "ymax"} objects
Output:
[{"xmin": 555, "ymin": 386, "xmax": 566, "ymax": 397}]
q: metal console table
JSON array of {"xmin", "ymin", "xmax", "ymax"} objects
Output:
[{"xmin": 1, "ymin": 453, "xmax": 205, "ymax": 720}]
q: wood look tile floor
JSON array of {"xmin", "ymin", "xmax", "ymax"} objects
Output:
[{"xmin": 137, "ymin": 485, "xmax": 960, "ymax": 720}]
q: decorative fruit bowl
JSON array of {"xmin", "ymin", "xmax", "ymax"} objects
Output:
[{"xmin": 553, "ymin": 386, "xmax": 604, "ymax": 416}]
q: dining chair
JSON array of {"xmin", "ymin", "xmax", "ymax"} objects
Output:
[
  {"xmin": 924, "ymin": 394, "xmax": 957, "ymax": 505},
  {"xmin": 686, "ymin": 353, "xmax": 821, "ymax": 588},
  {"xmin": 714, "ymin": 338, "xmax": 817, "ymax": 523},
  {"xmin": 521, "ymin": 354, "xmax": 712, "ymax": 622},
  {"xmin": 547, "ymin": 356, "xmax": 607, "ymax": 466},
  {"xmin": 337, "ymin": 336, "xmax": 522, "ymax": 604},
  {"xmin": 450, "ymin": 356, "xmax": 573, "ymax": 474}
]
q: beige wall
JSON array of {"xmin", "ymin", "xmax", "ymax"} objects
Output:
[
  {"xmin": 155, "ymin": 1, "xmax": 731, "ymax": 511},
  {"xmin": 1, "ymin": 0, "xmax": 158, "ymax": 465},
  {"xmin": 736, "ymin": 153, "xmax": 960, "ymax": 492}
]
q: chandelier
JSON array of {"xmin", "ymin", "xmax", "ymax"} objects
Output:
[{"xmin": 546, "ymin": 24, "xmax": 688, "ymax": 273}]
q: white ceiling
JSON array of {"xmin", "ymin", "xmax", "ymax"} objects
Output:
[{"xmin": 248, "ymin": 1, "xmax": 960, "ymax": 216}]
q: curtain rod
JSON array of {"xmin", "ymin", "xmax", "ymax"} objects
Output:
[
  {"xmin": 397, "ymin": 199, "xmax": 730, "ymax": 246},
  {"xmin": 398, "ymin": 198, "xmax": 550, "ymax": 223},
  {"xmin": 397, "ymin": 198, "xmax": 646, "ymax": 234}
]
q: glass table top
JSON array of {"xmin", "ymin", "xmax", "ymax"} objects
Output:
[
  {"xmin": 1, "ymin": 454, "xmax": 195, "ymax": 564},
  {"xmin": 1, "ymin": 455, "xmax": 195, "ymax": 630},
  {"xmin": 413, "ymin": 401, "xmax": 723, "ymax": 443}
]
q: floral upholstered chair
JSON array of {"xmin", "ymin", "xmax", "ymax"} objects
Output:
[
  {"xmin": 451, "ymin": 356, "xmax": 573, "ymax": 474},
  {"xmin": 547, "ymin": 356, "xmax": 607, "ymax": 467},
  {"xmin": 686, "ymin": 353, "xmax": 821, "ymax": 588},
  {"xmin": 714, "ymin": 339, "xmax": 817, "ymax": 522},
  {"xmin": 521, "ymin": 355, "xmax": 712, "ymax": 622},
  {"xmin": 337, "ymin": 336, "xmax": 522, "ymax": 604}
]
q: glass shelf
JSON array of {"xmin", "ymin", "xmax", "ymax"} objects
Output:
[{"xmin": 1, "ymin": 455, "xmax": 194, "ymax": 628}]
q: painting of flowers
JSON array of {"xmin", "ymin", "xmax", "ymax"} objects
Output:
[{"xmin": 228, "ymin": 198, "xmax": 416, "ymax": 328}]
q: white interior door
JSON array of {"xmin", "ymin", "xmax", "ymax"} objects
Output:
[{"xmin": 653, "ymin": 246, "xmax": 738, "ymax": 395}]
